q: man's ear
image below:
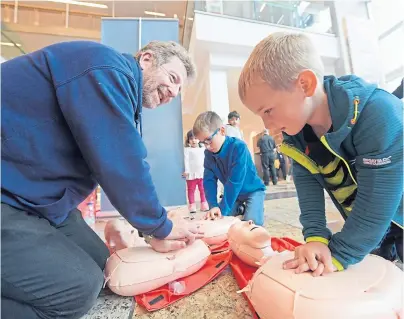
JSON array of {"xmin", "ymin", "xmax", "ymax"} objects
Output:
[{"xmin": 138, "ymin": 50, "xmax": 155, "ymax": 71}]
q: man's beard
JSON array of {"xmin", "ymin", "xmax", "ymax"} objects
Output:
[{"xmin": 142, "ymin": 72, "xmax": 158, "ymax": 108}]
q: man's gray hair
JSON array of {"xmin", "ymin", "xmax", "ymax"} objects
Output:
[
  {"xmin": 193, "ymin": 111, "xmax": 223, "ymax": 136},
  {"xmin": 136, "ymin": 41, "xmax": 196, "ymax": 81}
]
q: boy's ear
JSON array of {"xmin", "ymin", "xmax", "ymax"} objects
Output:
[
  {"xmin": 220, "ymin": 126, "xmax": 226, "ymax": 135},
  {"xmin": 297, "ymin": 70, "xmax": 317, "ymax": 97}
]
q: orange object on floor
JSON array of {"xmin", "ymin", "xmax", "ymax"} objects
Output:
[
  {"xmin": 135, "ymin": 249, "xmax": 233, "ymax": 311},
  {"xmin": 230, "ymin": 237, "xmax": 302, "ymax": 319}
]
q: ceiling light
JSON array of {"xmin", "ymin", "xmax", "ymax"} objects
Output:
[
  {"xmin": 1, "ymin": 42, "xmax": 21, "ymax": 47},
  {"xmin": 259, "ymin": 3, "xmax": 266, "ymax": 12},
  {"xmin": 173, "ymin": 14, "xmax": 178, "ymax": 18},
  {"xmin": 47, "ymin": 0, "xmax": 108, "ymax": 9},
  {"xmin": 144, "ymin": 11, "xmax": 166, "ymax": 17}
]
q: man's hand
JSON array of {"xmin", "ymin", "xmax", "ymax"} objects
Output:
[
  {"xmin": 203, "ymin": 207, "xmax": 222, "ymax": 220},
  {"xmin": 282, "ymin": 242, "xmax": 336, "ymax": 276},
  {"xmin": 149, "ymin": 237, "xmax": 187, "ymax": 253},
  {"xmin": 164, "ymin": 218, "xmax": 204, "ymax": 245}
]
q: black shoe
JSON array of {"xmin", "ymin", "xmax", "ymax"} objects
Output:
[
  {"xmin": 190, "ymin": 210, "xmax": 196, "ymax": 214},
  {"xmin": 264, "ymin": 182, "xmax": 269, "ymax": 186}
]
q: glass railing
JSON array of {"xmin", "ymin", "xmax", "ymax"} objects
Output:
[{"xmin": 194, "ymin": 0, "xmax": 335, "ymax": 34}]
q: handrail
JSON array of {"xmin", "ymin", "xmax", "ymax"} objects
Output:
[{"xmin": 1, "ymin": 29, "xmax": 26, "ymax": 54}]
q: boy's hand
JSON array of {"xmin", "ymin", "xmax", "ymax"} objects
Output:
[
  {"xmin": 283, "ymin": 242, "xmax": 335, "ymax": 276},
  {"xmin": 182, "ymin": 172, "xmax": 189, "ymax": 178},
  {"xmin": 204, "ymin": 207, "xmax": 222, "ymax": 220}
]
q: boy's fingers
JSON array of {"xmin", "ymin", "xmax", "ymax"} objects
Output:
[
  {"xmin": 306, "ymin": 254, "xmax": 319, "ymax": 271},
  {"xmin": 295, "ymin": 262, "xmax": 310, "ymax": 274},
  {"xmin": 312, "ymin": 263, "xmax": 325, "ymax": 277},
  {"xmin": 283, "ymin": 258, "xmax": 299, "ymax": 269}
]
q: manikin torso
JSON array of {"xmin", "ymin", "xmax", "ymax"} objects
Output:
[
  {"xmin": 103, "ymin": 217, "xmax": 239, "ymax": 296},
  {"xmin": 230, "ymin": 221, "xmax": 403, "ymax": 319}
]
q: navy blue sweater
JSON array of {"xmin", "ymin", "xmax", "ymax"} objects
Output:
[
  {"xmin": 203, "ymin": 137, "xmax": 265, "ymax": 214},
  {"xmin": 1, "ymin": 41, "xmax": 172, "ymax": 238}
]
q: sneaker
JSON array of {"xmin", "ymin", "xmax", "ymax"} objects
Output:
[
  {"xmin": 188, "ymin": 203, "xmax": 196, "ymax": 214},
  {"xmin": 200, "ymin": 202, "xmax": 209, "ymax": 212}
]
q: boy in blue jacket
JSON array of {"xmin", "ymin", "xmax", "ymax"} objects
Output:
[
  {"xmin": 238, "ymin": 32, "xmax": 403, "ymax": 275},
  {"xmin": 193, "ymin": 111, "xmax": 266, "ymax": 225}
]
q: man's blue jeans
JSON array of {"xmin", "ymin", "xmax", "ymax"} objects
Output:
[{"xmin": 229, "ymin": 190, "xmax": 265, "ymax": 226}]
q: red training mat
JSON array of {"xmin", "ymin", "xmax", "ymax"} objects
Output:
[
  {"xmin": 135, "ymin": 249, "xmax": 233, "ymax": 311},
  {"xmin": 229, "ymin": 237, "xmax": 302, "ymax": 319}
]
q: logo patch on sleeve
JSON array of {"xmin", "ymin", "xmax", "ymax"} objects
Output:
[{"xmin": 363, "ymin": 156, "xmax": 392, "ymax": 166}]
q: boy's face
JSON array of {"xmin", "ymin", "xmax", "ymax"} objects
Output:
[
  {"xmin": 228, "ymin": 117, "xmax": 240, "ymax": 127},
  {"xmin": 242, "ymin": 71, "xmax": 317, "ymax": 136},
  {"xmin": 196, "ymin": 127, "xmax": 226, "ymax": 153}
]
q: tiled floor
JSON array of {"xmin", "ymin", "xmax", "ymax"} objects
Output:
[{"xmin": 83, "ymin": 181, "xmax": 344, "ymax": 319}]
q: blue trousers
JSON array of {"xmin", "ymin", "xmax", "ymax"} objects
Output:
[{"xmin": 229, "ymin": 190, "xmax": 265, "ymax": 226}]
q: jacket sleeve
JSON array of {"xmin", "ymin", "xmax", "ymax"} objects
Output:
[
  {"xmin": 294, "ymin": 162, "xmax": 332, "ymax": 244},
  {"xmin": 56, "ymin": 68, "xmax": 172, "ymax": 239},
  {"xmin": 328, "ymin": 93, "xmax": 403, "ymax": 269},
  {"xmin": 219, "ymin": 144, "xmax": 248, "ymax": 215},
  {"xmin": 184, "ymin": 148, "xmax": 190, "ymax": 174},
  {"xmin": 203, "ymin": 156, "xmax": 218, "ymax": 208}
]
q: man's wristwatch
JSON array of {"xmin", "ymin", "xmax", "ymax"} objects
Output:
[{"xmin": 144, "ymin": 234, "xmax": 154, "ymax": 245}]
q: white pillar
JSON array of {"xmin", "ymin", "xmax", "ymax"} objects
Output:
[{"xmin": 207, "ymin": 68, "xmax": 229, "ymax": 122}]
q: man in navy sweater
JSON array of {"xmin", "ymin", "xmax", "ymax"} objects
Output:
[
  {"xmin": 1, "ymin": 41, "xmax": 198, "ymax": 318},
  {"xmin": 193, "ymin": 111, "xmax": 266, "ymax": 226}
]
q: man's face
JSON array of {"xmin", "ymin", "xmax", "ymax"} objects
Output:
[
  {"xmin": 228, "ymin": 117, "xmax": 240, "ymax": 127},
  {"xmin": 139, "ymin": 52, "xmax": 187, "ymax": 109},
  {"xmin": 242, "ymin": 73, "xmax": 317, "ymax": 136},
  {"xmin": 196, "ymin": 127, "xmax": 226, "ymax": 153}
]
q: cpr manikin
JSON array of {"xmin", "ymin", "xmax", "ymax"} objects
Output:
[
  {"xmin": 231, "ymin": 222, "xmax": 403, "ymax": 319},
  {"xmin": 228, "ymin": 220, "xmax": 276, "ymax": 267},
  {"xmin": 103, "ymin": 217, "xmax": 238, "ymax": 296},
  {"xmin": 104, "ymin": 237, "xmax": 211, "ymax": 296}
]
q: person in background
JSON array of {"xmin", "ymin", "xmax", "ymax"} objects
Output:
[
  {"xmin": 286, "ymin": 158, "xmax": 294, "ymax": 183},
  {"xmin": 182, "ymin": 130, "xmax": 209, "ymax": 213},
  {"xmin": 193, "ymin": 111, "xmax": 266, "ymax": 226},
  {"xmin": 1, "ymin": 40, "xmax": 201, "ymax": 319},
  {"xmin": 391, "ymin": 78, "xmax": 403, "ymax": 100},
  {"xmin": 257, "ymin": 129, "xmax": 277, "ymax": 186},
  {"xmin": 239, "ymin": 32, "xmax": 402, "ymax": 276},
  {"xmin": 275, "ymin": 145, "xmax": 287, "ymax": 180},
  {"xmin": 225, "ymin": 110, "xmax": 244, "ymax": 140}
]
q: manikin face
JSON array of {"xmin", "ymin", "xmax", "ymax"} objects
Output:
[
  {"xmin": 196, "ymin": 127, "xmax": 226, "ymax": 153},
  {"xmin": 139, "ymin": 52, "xmax": 188, "ymax": 109},
  {"xmin": 229, "ymin": 220, "xmax": 271, "ymax": 248},
  {"xmin": 241, "ymin": 71, "xmax": 318, "ymax": 136}
]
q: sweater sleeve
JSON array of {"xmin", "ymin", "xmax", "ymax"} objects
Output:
[
  {"xmin": 184, "ymin": 148, "xmax": 190, "ymax": 174},
  {"xmin": 294, "ymin": 162, "xmax": 332, "ymax": 243},
  {"xmin": 219, "ymin": 144, "xmax": 248, "ymax": 215},
  {"xmin": 328, "ymin": 93, "xmax": 403, "ymax": 268},
  {"xmin": 56, "ymin": 68, "xmax": 172, "ymax": 239},
  {"xmin": 203, "ymin": 156, "xmax": 218, "ymax": 208}
]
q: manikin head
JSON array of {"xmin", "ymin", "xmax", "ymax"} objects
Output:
[
  {"xmin": 228, "ymin": 220, "xmax": 271, "ymax": 248},
  {"xmin": 228, "ymin": 111, "xmax": 241, "ymax": 127},
  {"xmin": 136, "ymin": 41, "xmax": 196, "ymax": 109},
  {"xmin": 193, "ymin": 111, "xmax": 226, "ymax": 153},
  {"xmin": 238, "ymin": 32, "xmax": 325, "ymax": 136}
]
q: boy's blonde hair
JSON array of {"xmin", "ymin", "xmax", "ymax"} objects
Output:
[
  {"xmin": 193, "ymin": 111, "xmax": 223, "ymax": 136},
  {"xmin": 238, "ymin": 32, "xmax": 324, "ymax": 100}
]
